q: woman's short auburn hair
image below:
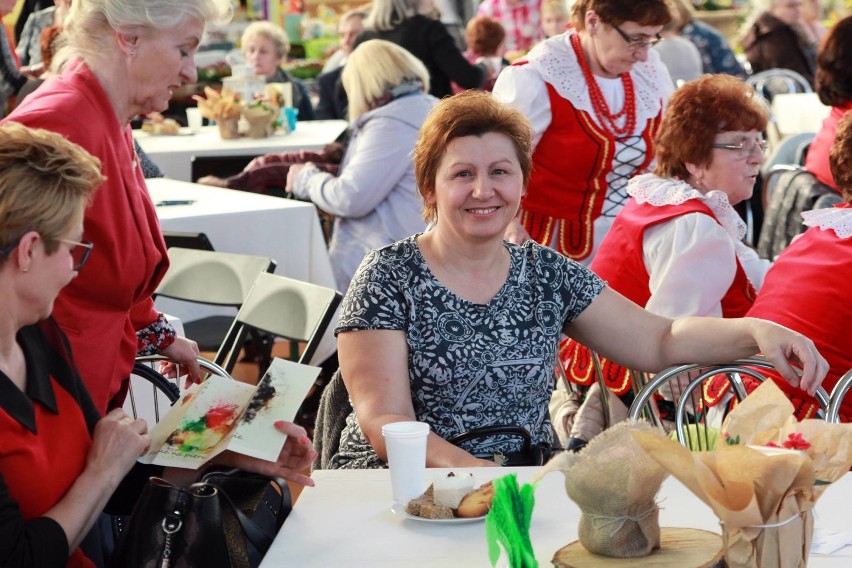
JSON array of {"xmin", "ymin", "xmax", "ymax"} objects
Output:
[
  {"xmin": 464, "ymin": 16, "xmax": 505, "ymax": 56},
  {"xmin": 654, "ymin": 74, "xmax": 768, "ymax": 180},
  {"xmin": 0, "ymin": 123, "xmax": 103, "ymax": 265},
  {"xmin": 829, "ymin": 112, "xmax": 852, "ymax": 204},
  {"xmin": 414, "ymin": 91, "xmax": 533, "ymax": 224},
  {"xmin": 571, "ymin": 0, "xmax": 671, "ymax": 31},
  {"xmin": 815, "ymin": 15, "xmax": 852, "ymax": 108}
]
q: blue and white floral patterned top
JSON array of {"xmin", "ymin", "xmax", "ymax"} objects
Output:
[{"xmin": 331, "ymin": 236, "xmax": 605, "ymax": 468}]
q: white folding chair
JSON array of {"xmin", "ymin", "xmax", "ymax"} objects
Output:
[{"xmin": 214, "ymin": 272, "xmax": 342, "ymax": 375}]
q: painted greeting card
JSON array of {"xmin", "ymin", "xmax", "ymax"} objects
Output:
[{"xmin": 138, "ymin": 358, "xmax": 320, "ymax": 469}]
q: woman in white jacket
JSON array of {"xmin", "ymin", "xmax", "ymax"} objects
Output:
[{"xmin": 287, "ymin": 40, "xmax": 437, "ymax": 293}]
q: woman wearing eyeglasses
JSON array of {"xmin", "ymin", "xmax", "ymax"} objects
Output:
[
  {"xmin": 492, "ymin": 0, "xmax": 673, "ymax": 267},
  {"xmin": 562, "ymin": 75, "xmax": 773, "ymax": 448}
]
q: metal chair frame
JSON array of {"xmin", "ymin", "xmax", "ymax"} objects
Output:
[
  {"xmin": 127, "ymin": 355, "xmax": 232, "ymax": 423},
  {"xmin": 629, "ymin": 356, "xmax": 830, "ymax": 449},
  {"xmin": 826, "ymin": 369, "xmax": 852, "ymax": 423}
]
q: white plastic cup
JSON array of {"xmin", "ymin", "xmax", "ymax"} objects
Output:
[
  {"xmin": 382, "ymin": 421, "xmax": 430, "ymax": 503},
  {"xmin": 186, "ymin": 107, "xmax": 203, "ymax": 133}
]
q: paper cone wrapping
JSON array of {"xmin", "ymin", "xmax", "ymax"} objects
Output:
[
  {"xmin": 633, "ymin": 381, "xmax": 852, "ymax": 568},
  {"xmin": 217, "ymin": 117, "xmax": 239, "ymax": 139},
  {"xmin": 535, "ymin": 422, "xmax": 669, "ymax": 558},
  {"xmin": 242, "ymin": 106, "xmax": 276, "ymax": 138},
  {"xmin": 193, "ymin": 86, "xmax": 242, "ymax": 139}
]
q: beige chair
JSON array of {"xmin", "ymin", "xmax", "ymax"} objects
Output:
[
  {"xmin": 213, "ymin": 272, "xmax": 342, "ymax": 375},
  {"xmin": 628, "ymin": 355, "xmax": 830, "ymax": 450},
  {"xmin": 825, "ymin": 369, "xmax": 852, "ymax": 423},
  {"xmin": 153, "ymin": 248, "xmax": 277, "ymax": 352}
]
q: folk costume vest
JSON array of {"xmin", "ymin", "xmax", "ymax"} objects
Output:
[
  {"xmin": 562, "ymin": 199, "xmax": 756, "ymax": 395},
  {"xmin": 513, "ymin": 32, "xmax": 668, "ymax": 262}
]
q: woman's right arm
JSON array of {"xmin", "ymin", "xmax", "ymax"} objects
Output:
[
  {"xmin": 42, "ymin": 410, "xmax": 149, "ymax": 555},
  {"xmin": 338, "ymin": 330, "xmax": 497, "ymax": 467},
  {"xmin": 291, "ymin": 117, "xmax": 418, "ymax": 218}
]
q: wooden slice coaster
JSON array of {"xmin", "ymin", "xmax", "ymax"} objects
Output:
[{"xmin": 552, "ymin": 527, "xmax": 724, "ymax": 567}]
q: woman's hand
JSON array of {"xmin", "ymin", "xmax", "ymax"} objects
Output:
[
  {"xmin": 285, "ymin": 163, "xmax": 311, "ymax": 195},
  {"xmin": 86, "ymin": 409, "xmax": 151, "ymax": 485},
  {"xmin": 215, "ymin": 420, "xmax": 317, "ymax": 487},
  {"xmin": 503, "ymin": 217, "xmax": 531, "ymax": 245},
  {"xmin": 159, "ymin": 336, "xmax": 202, "ymax": 387},
  {"xmin": 749, "ymin": 318, "xmax": 828, "ymax": 395}
]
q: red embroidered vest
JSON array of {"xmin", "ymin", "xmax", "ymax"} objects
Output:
[
  {"xmin": 520, "ymin": 80, "xmax": 662, "ymax": 261},
  {"xmin": 561, "ymin": 199, "xmax": 756, "ymax": 395}
]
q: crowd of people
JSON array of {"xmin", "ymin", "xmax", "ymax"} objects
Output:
[{"xmin": 0, "ymin": 0, "xmax": 850, "ymax": 566}]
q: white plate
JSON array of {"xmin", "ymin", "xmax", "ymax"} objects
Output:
[{"xmin": 390, "ymin": 502, "xmax": 486, "ymax": 524}]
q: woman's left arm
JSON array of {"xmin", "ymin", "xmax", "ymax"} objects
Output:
[
  {"xmin": 288, "ymin": 117, "xmax": 417, "ymax": 218},
  {"xmin": 566, "ymin": 287, "xmax": 827, "ymax": 395}
]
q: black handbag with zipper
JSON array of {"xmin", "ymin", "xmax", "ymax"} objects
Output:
[
  {"xmin": 111, "ymin": 468, "xmax": 290, "ymax": 568},
  {"xmin": 448, "ymin": 425, "xmax": 552, "ymax": 466}
]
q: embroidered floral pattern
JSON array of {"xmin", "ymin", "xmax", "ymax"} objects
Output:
[
  {"xmin": 627, "ymin": 173, "xmax": 756, "ymax": 261},
  {"xmin": 135, "ymin": 312, "xmax": 177, "ymax": 356},
  {"xmin": 801, "ymin": 205, "xmax": 852, "ymax": 239},
  {"xmin": 331, "ymin": 237, "xmax": 605, "ymax": 468}
]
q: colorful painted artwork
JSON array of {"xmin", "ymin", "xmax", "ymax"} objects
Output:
[{"xmin": 139, "ymin": 358, "xmax": 320, "ymax": 469}]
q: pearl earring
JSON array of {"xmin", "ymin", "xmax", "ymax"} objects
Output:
[{"xmin": 130, "ymin": 50, "xmax": 136, "ymax": 57}]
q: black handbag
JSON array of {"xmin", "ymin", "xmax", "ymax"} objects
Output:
[
  {"xmin": 448, "ymin": 425, "xmax": 552, "ymax": 466},
  {"xmin": 111, "ymin": 468, "xmax": 291, "ymax": 568}
]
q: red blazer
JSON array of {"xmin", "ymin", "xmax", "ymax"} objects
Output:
[{"xmin": 4, "ymin": 59, "xmax": 169, "ymax": 412}]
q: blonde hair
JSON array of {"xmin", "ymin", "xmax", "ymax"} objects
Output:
[
  {"xmin": 342, "ymin": 40, "xmax": 429, "ymax": 122},
  {"xmin": 54, "ymin": 0, "xmax": 231, "ymax": 71},
  {"xmin": 363, "ymin": 0, "xmax": 417, "ymax": 31},
  {"xmin": 241, "ymin": 21, "xmax": 290, "ymax": 58},
  {"xmin": 542, "ymin": 0, "xmax": 568, "ymax": 18},
  {"xmin": 0, "ymin": 123, "xmax": 104, "ymax": 263}
]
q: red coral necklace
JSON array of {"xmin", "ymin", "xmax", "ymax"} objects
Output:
[{"xmin": 570, "ymin": 33, "xmax": 637, "ymax": 137}]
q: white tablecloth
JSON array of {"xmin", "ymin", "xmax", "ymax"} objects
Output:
[
  {"xmin": 148, "ymin": 178, "xmax": 338, "ymax": 364},
  {"xmin": 262, "ymin": 467, "xmax": 852, "ymax": 567},
  {"xmin": 136, "ymin": 120, "xmax": 348, "ymax": 181}
]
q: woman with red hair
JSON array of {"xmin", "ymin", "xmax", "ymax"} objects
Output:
[{"xmin": 563, "ymin": 75, "xmax": 774, "ymax": 447}]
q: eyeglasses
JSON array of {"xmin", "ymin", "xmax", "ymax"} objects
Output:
[
  {"xmin": 611, "ymin": 23, "xmax": 662, "ymax": 50},
  {"xmin": 712, "ymin": 138, "xmax": 768, "ymax": 159},
  {"xmin": 0, "ymin": 236, "xmax": 93, "ymax": 270},
  {"xmin": 59, "ymin": 239, "xmax": 94, "ymax": 271}
]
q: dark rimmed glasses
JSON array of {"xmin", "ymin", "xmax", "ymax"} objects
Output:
[
  {"xmin": 611, "ymin": 23, "xmax": 662, "ymax": 50},
  {"xmin": 712, "ymin": 138, "xmax": 768, "ymax": 159},
  {"xmin": 1, "ymin": 237, "xmax": 94, "ymax": 271},
  {"xmin": 58, "ymin": 239, "xmax": 94, "ymax": 270}
]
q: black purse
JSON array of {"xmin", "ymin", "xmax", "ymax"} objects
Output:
[
  {"xmin": 448, "ymin": 425, "xmax": 552, "ymax": 466},
  {"xmin": 111, "ymin": 469, "xmax": 291, "ymax": 568}
]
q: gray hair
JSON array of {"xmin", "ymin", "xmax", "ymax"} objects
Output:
[
  {"xmin": 55, "ymin": 0, "xmax": 232, "ymax": 69},
  {"xmin": 241, "ymin": 21, "xmax": 290, "ymax": 59},
  {"xmin": 363, "ymin": 0, "xmax": 417, "ymax": 32}
]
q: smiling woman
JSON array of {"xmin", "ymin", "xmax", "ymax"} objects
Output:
[
  {"xmin": 0, "ymin": 0, "xmax": 232, "ymax": 413},
  {"xmin": 330, "ymin": 90, "xmax": 828, "ymax": 471}
]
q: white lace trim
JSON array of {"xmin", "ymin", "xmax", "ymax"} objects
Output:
[
  {"xmin": 627, "ymin": 173, "xmax": 753, "ymax": 259},
  {"xmin": 524, "ymin": 31, "xmax": 669, "ymax": 134},
  {"xmin": 801, "ymin": 206, "xmax": 852, "ymax": 239}
]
